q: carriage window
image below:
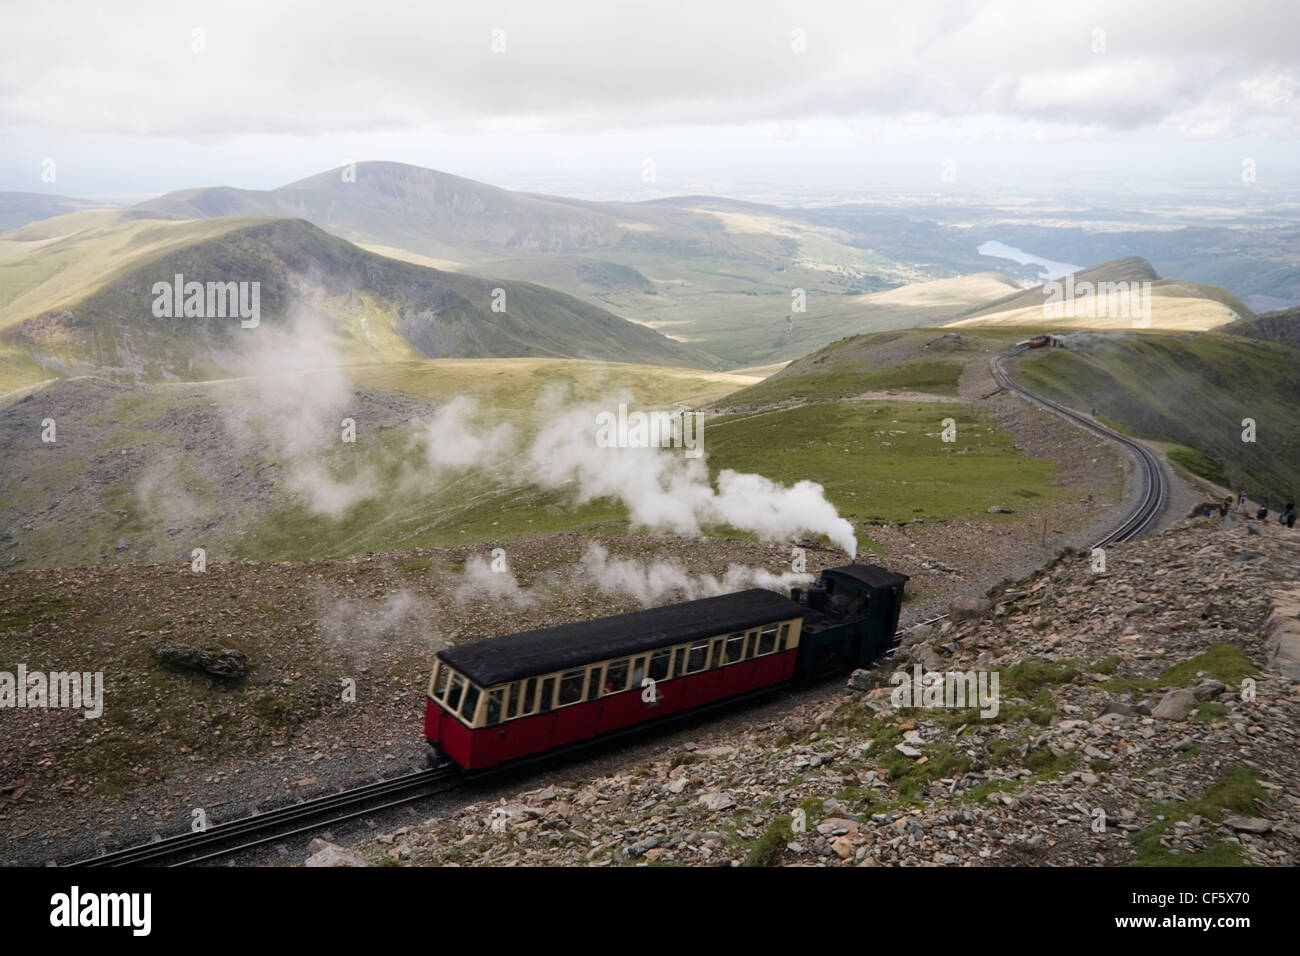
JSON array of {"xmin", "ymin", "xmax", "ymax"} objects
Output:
[
  {"xmin": 446, "ymin": 674, "xmax": 465, "ymax": 711},
  {"xmin": 485, "ymin": 689, "xmax": 503, "ymax": 726},
  {"xmin": 709, "ymin": 639, "xmax": 723, "ymax": 669},
  {"xmin": 461, "ymin": 684, "xmax": 481, "ymax": 723},
  {"xmin": 586, "ymin": 664, "xmax": 603, "ymax": 701},
  {"xmin": 758, "ymin": 625, "xmax": 778, "ymax": 656},
  {"xmin": 506, "ymin": 682, "xmax": 520, "ymax": 719},
  {"xmin": 558, "ymin": 669, "xmax": 585, "ymax": 706},
  {"xmin": 648, "ymin": 649, "xmax": 671, "ymax": 681},
  {"xmin": 746, "ymin": 631, "xmax": 758, "ymax": 658},
  {"xmin": 538, "ymin": 677, "xmax": 556, "ymax": 713},
  {"xmin": 725, "ymin": 632, "xmax": 746, "ymax": 664},
  {"xmin": 433, "ymin": 664, "xmax": 450, "ymax": 699},
  {"xmin": 523, "ymin": 677, "xmax": 537, "ymax": 715},
  {"xmin": 778, "ymin": 622, "xmax": 791, "ymax": 651},
  {"xmin": 604, "ymin": 659, "xmax": 630, "ymax": 695},
  {"xmin": 686, "ymin": 641, "xmax": 710, "ymax": 673},
  {"xmin": 673, "ymin": 646, "xmax": 686, "ymax": 677}
]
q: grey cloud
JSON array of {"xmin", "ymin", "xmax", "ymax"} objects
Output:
[{"xmin": 2, "ymin": 0, "xmax": 1298, "ymax": 139}]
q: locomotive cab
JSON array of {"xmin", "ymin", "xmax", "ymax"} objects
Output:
[{"xmin": 790, "ymin": 563, "xmax": 908, "ymax": 681}]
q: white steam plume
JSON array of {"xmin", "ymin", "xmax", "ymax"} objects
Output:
[
  {"xmin": 577, "ymin": 543, "xmax": 814, "ymax": 607},
  {"xmin": 524, "ymin": 401, "xmax": 858, "ymax": 557},
  {"xmin": 222, "ymin": 304, "xmax": 381, "ymax": 518},
  {"xmin": 454, "ymin": 555, "xmax": 539, "ymax": 608},
  {"xmin": 316, "ymin": 588, "xmax": 445, "ymax": 660}
]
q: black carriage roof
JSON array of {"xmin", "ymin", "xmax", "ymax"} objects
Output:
[
  {"xmin": 438, "ymin": 588, "xmax": 801, "ymax": 687},
  {"xmin": 821, "ymin": 564, "xmax": 909, "ymax": 589}
]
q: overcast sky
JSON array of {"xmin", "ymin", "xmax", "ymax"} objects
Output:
[{"xmin": 3, "ymin": 0, "xmax": 1298, "ymax": 200}]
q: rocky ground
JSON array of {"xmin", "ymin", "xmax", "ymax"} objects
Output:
[
  {"xmin": 356, "ymin": 518, "xmax": 1300, "ymax": 867},
  {"xmin": 1, "ymin": 351, "xmax": 1227, "ymax": 867},
  {"xmin": 0, "ymin": 513, "xmax": 1111, "ymax": 866}
]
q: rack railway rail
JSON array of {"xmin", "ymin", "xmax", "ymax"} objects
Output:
[
  {"xmin": 71, "ymin": 348, "xmax": 1164, "ymax": 867},
  {"xmin": 991, "ymin": 347, "xmax": 1168, "ymax": 546}
]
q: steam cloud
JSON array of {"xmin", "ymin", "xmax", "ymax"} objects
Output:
[
  {"xmin": 420, "ymin": 396, "xmax": 515, "ymax": 470},
  {"xmin": 206, "ymin": 308, "xmax": 858, "ymax": 559},
  {"xmin": 455, "ymin": 555, "xmax": 539, "ymax": 608},
  {"xmin": 222, "ymin": 304, "xmax": 383, "ymax": 518},
  {"xmin": 316, "ymin": 588, "xmax": 445, "ymax": 659},
  {"xmin": 576, "ymin": 543, "xmax": 813, "ymax": 607},
  {"xmin": 524, "ymin": 401, "xmax": 858, "ymax": 557}
]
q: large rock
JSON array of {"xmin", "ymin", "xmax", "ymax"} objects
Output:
[
  {"xmin": 899, "ymin": 623, "xmax": 933, "ymax": 647},
  {"xmin": 1192, "ymin": 679, "xmax": 1226, "ymax": 701},
  {"xmin": 1224, "ymin": 816, "xmax": 1272, "ymax": 834},
  {"xmin": 915, "ymin": 647, "xmax": 946, "ymax": 671},
  {"xmin": 1098, "ymin": 700, "xmax": 1137, "ymax": 718},
  {"xmin": 1151, "ymin": 688, "xmax": 1199, "ymax": 721},
  {"xmin": 1263, "ymin": 591, "xmax": 1300, "ymax": 679},
  {"xmin": 949, "ymin": 596, "xmax": 994, "ymax": 621},
  {"xmin": 305, "ymin": 838, "xmax": 369, "ymax": 867},
  {"xmin": 697, "ymin": 791, "xmax": 736, "ymax": 812},
  {"xmin": 152, "ymin": 640, "xmax": 249, "ymax": 679},
  {"xmin": 846, "ymin": 669, "xmax": 875, "ymax": 691}
]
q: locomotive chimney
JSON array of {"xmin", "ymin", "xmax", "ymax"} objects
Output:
[{"xmin": 790, "ymin": 587, "xmax": 802, "ymax": 604}]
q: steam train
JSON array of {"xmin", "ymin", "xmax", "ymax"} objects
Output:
[{"xmin": 424, "ymin": 563, "xmax": 908, "ymax": 769}]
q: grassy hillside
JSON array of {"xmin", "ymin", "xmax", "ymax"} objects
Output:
[
  {"xmin": 0, "ymin": 215, "xmax": 255, "ymax": 326},
  {"xmin": 0, "ymin": 359, "xmax": 764, "ymax": 570},
  {"xmin": 947, "ymin": 258, "xmax": 1253, "ymax": 332},
  {"xmin": 706, "ymin": 401, "xmax": 1063, "ymax": 526},
  {"xmin": 1009, "ymin": 331, "xmax": 1300, "ymax": 506},
  {"xmin": 0, "ymin": 216, "xmax": 708, "ymax": 391},
  {"xmin": 720, "ymin": 327, "xmax": 1029, "ymax": 409},
  {"xmin": 0, "ymin": 341, "xmax": 1072, "ymax": 571},
  {"xmin": 1224, "ymin": 306, "xmax": 1300, "ymax": 351}
]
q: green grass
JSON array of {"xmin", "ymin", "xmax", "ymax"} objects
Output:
[
  {"xmin": 1166, "ymin": 444, "xmax": 1230, "ymax": 487},
  {"xmin": 1001, "ymin": 659, "xmax": 1084, "ymax": 699},
  {"xmin": 0, "ymin": 595, "xmax": 81, "ymax": 630},
  {"xmin": 706, "ymin": 400, "xmax": 1065, "ymax": 526},
  {"xmin": 1193, "ymin": 702, "xmax": 1230, "ymax": 723},
  {"xmin": 726, "ymin": 359, "xmax": 962, "ymax": 406},
  {"xmin": 1130, "ymin": 767, "xmax": 1266, "ymax": 866},
  {"xmin": 864, "ymin": 725, "xmax": 973, "ymax": 800},
  {"xmin": 743, "ymin": 797, "xmax": 825, "ymax": 867},
  {"xmin": 1099, "ymin": 645, "xmax": 1257, "ymax": 694},
  {"xmin": 1013, "ymin": 331, "xmax": 1300, "ymax": 505}
]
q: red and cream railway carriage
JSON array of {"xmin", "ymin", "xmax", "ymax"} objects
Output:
[
  {"xmin": 425, "ymin": 563, "xmax": 908, "ymax": 770},
  {"xmin": 425, "ymin": 589, "xmax": 805, "ymax": 769}
]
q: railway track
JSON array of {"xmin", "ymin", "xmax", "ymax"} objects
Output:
[
  {"xmin": 72, "ymin": 762, "xmax": 463, "ymax": 867},
  {"xmin": 72, "ymin": 349, "xmax": 1165, "ymax": 867},
  {"xmin": 991, "ymin": 348, "xmax": 1168, "ymax": 547}
]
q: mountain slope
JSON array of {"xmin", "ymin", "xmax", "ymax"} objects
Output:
[
  {"xmin": 129, "ymin": 163, "xmax": 637, "ymax": 259},
  {"xmin": 0, "ymin": 192, "xmax": 117, "ymax": 231},
  {"xmin": 0, "ymin": 359, "xmax": 762, "ymax": 569},
  {"xmin": 0, "ymin": 217, "xmax": 708, "ymax": 389},
  {"xmin": 1224, "ymin": 306, "xmax": 1300, "ymax": 351},
  {"xmin": 1009, "ymin": 330, "xmax": 1300, "ymax": 506},
  {"xmin": 124, "ymin": 162, "xmax": 972, "ymax": 365},
  {"xmin": 947, "ymin": 258, "xmax": 1253, "ymax": 331}
]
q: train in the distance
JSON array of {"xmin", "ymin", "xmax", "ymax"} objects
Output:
[{"xmin": 424, "ymin": 563, "xmax": 908, "ymax": 769}]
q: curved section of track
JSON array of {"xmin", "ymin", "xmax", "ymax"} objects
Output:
[
  {"xmin": 72, "ymin": 349, "xmax": 1165, "ymax": 867},
  {"xmin": 991, "ymin": 348, "xmax": 1168, "ymax": 547}
]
